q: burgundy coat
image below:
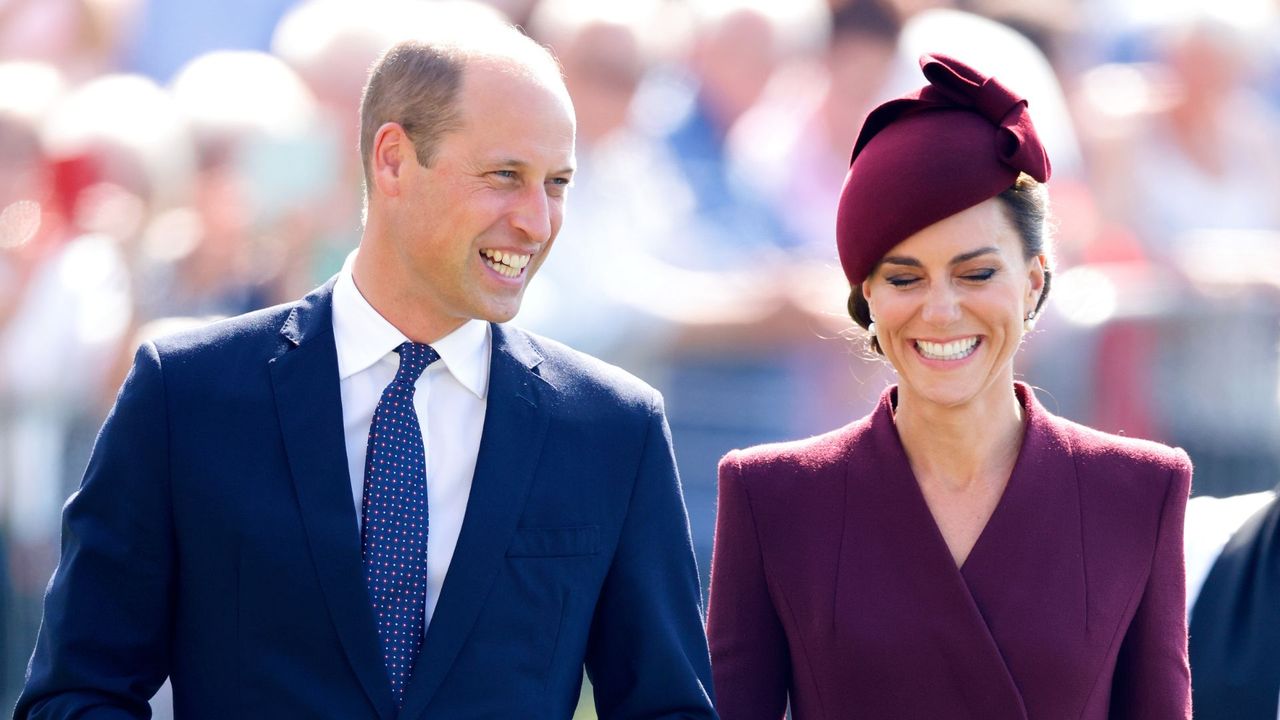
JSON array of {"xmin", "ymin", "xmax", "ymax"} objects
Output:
[{"xmin": 707, "ymin": 383, "xmax": 1191, "ymax": 719}]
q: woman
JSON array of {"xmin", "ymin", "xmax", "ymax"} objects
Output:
[{"xmin": 706, "ymin": 54, "xmax": 1192, "ymax": 719}]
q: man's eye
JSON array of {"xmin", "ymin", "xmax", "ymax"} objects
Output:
[{"xmin": 493, "ymin": 170, "xmax": 518, "ymax": 179}]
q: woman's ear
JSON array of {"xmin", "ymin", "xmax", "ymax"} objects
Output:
[{"xmin": 1026, "ymin": 254, "xmax": 1047, "ymax": 307}]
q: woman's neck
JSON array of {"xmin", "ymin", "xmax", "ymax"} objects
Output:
[{"xmin": 892, "ymin": 383, "xmax": 1026, "ymax": 492}]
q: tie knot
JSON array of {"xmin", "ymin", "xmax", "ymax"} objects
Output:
[{"xmin": 394, "ymin": 342, "xmax": 438, "ymax": 386}]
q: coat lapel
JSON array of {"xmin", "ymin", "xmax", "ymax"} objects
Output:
[
  {"xmin": 399, "ymin": 323, "xmax": 552, "ymax": 720},
  {"xmin": 268, "ymin": 280, "xmax": 397, "ymax": 720},
  {"xmin": 959, "ymin": 384, "xmax": 1088, "ymax": 702},
  {"xmin": 835, "ymin": 386, "xmax": 1028, "ymax": 718}
]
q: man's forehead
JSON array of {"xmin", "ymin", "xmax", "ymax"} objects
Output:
[
  {"xmin": 458, "ymin": 56, "xmax": 572, "ymax": 107},
  {"xmin": 455, "ymin": 62, "xmax": 574, "ymax": 137}
]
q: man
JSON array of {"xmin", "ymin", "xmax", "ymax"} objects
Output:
[
  {"xmin": 16, "ymin": 15, "xmax": 716, "ymax": 720},
  {"xmin": 1185, "ymin": 485, "xmax": 1280, "ymax": 719}
]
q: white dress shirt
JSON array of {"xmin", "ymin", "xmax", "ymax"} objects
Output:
[
  {"xmin": 1184, "ymin": 489, "xmax": 1276, "ymax": 616},
  {"xmin": 331, "ymin": 254, "xmax": 490, "ymax": 628}
]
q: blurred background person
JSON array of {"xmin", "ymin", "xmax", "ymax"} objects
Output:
[
  {"xmin": 0, "ymin": 0, "xmax": 138, "ymax": 82},
  {"xmin": 730, "ymin": 0, "xmax": 901, "ymax": 256},
  {"xmin": 644, "ymin": 0, "xmax": 829, "ymax": 260},
  {"xmin": 1073, "ymin": 6, "xmax": 1280, "ymax": 498},
  {"xmin": 1086, "ymin": 12, "xmax": 1280, "ymax": 261},
  {"xmin": 0, "ymin": 59, "xmax": 65, "ymax": 692},
  {"xmin": 0, "ymin": 65, "xmax": 194, "ymax": 691},
  {"xmin": 123, "ymin": 0, "xmax": 297, "ymax": 81},
  {"xmin": 162, "ymin": 49, "xmax": 334, "ymax": 317}
]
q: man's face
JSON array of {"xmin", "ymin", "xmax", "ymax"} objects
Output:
[{"xmin": 387, "ymin": 61, "xmax": 576, "ymax": 336}]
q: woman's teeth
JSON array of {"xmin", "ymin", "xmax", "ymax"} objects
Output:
[
  {"xmin": 916, "ymin": 337, "xmax": 979, "ymax": 361},
  {"xmin": 480, "ymin": 249, "xmax": 530, "ymax": 278}
]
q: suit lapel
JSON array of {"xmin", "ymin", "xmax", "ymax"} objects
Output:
[
  {"xmin": 399, "ymin": 323, "xmax": 551, "ymax": 720},
  {"xmin": 268, "ymin": 280, "xmax": 397, "ymax": 720}
]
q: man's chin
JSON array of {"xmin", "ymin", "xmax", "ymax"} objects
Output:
[{"xmin": 474, "ymin": 300, "xmax": 522, "ymax": 325}]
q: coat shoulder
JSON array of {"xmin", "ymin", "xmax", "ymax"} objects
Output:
[
  {"xmin": 719, "ymin": 416, "xmax": 871, "ymax": 495},
  {"xmin": 1051, "ymin": 413, "xmax": 1191, "ymax": 477},
  {"xmin": 1043, "ymin": 411, "xmax": 1192, "ymax": 508}
]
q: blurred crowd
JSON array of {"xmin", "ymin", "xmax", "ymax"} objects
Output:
[{"xmin": 3, "ymin": 0, "xmax": 1280, "ymax": 709}]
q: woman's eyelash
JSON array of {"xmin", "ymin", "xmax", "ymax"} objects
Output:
[{"xmin": 884, "ymin": 268, "xmax": 996, "ymax": 286}]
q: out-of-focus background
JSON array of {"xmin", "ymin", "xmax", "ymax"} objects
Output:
[{"xmin": 2, "ymin": 0, "xmax": 1279, "ymax": 715}]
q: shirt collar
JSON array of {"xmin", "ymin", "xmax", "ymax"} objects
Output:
[{"xmin": 331, "ymin": 250, "xmax": 490, "ymax": 399}]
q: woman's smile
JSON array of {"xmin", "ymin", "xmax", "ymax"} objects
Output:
[{"xmin": 914, "ymin": 336, "xmax": 981, "ymax": 362}]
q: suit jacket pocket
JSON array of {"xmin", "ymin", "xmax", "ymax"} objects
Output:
[{"xmin": 505, "ymin": 525, "xmax": 601, "ymax": 558}]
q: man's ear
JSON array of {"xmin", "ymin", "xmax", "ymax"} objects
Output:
[{"xmin": 371, "ymin": 122, "xmax": 412, "ymax": 199}]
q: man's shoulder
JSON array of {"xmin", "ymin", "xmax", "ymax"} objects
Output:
[
  {"xmin": 503, "ymin": 324, "xmax": 659, "ymax": 411},
  {"xmin": 150, "ymin": 302, "xmax": 295, "ymax": 357},
  {"xmin": 146, "ymin": 301, "xmax": 295, "ymax": 363},
  {"xmin": 149, "ymin": 281, "xmax": 335, "ymax": 363}
]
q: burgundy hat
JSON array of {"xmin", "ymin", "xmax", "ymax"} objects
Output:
[{"xmin": 836, "ymin": 53, "xmax": 1051, "ymax": 286}]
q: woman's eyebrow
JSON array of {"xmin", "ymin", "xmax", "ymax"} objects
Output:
[
  {"xmin": 880, "ymin": 247, "xmax": 999, "ymax": 268},
  {"xmin": 881, "ymin": 256, "xmax": 921, "ymax": 267},
  {"xmin": 951, "ymin": 247, "xmax": 999, "ymax": 264}
]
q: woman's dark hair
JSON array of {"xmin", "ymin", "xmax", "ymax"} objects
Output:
[{"xmin": 847, "ymin": 173, "xmax": 1053, "ymax": 355}]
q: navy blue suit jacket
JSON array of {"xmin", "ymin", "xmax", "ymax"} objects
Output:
[{"xmin": 17, "ymin": 280, "xmax": 716, "ymax": 719}]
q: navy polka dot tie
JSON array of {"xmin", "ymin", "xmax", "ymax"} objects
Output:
[{"xmin": 361, "ymin": 341, "xmax": 438, "ymax": 705}]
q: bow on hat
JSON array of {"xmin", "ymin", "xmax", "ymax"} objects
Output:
[
  {"xmin": 850, "ymin": 54, "xmax": 1050, "ymax": 183},
  {"xmin": 836, "ymin": 53, "xmax": 1052, "ymax": 286},
  {"xmin": 920, "ymin": 55, "xmax": 1050, "ymax": 182}
]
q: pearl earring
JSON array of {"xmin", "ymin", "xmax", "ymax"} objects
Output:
[
  {"xmin": 1023, "ymin": 312, "xmax": 1037, "ymax": 333},
  {"xmin": 868, "ymin": 321, "xmax": 877, "ymax": 338}
]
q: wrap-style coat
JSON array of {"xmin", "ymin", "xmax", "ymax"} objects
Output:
[{"xmin": 707, "ymin": 383, "xmax": 1191, "ymax": 719}]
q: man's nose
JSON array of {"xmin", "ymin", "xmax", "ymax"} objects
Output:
[{"xmin": 509, "ymin": 184, "xmax": 553, "ymax": 243}]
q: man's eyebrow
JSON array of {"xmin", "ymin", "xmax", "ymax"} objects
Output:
[{"xmin": 493, "ymin": 158, "xmax": 576, "ymax": 175}]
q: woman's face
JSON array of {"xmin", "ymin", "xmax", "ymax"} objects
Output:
[{"xmin": 862, "ymin": 197, "xmax": 1045, "ymax": 412}]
